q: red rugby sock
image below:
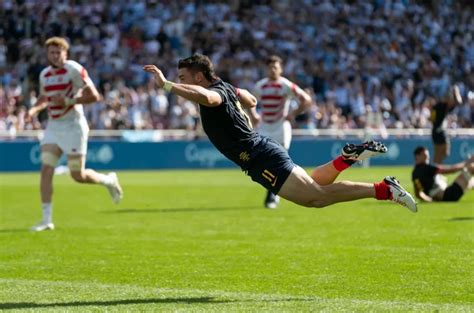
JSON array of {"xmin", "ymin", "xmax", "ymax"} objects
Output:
[
  {"xmin": 374, "ymin": 181, "xmax": 390, "ymax": 200},
  {"xmin": 332, "ymin": 156, "xmax": 352, "ymax": 172}
]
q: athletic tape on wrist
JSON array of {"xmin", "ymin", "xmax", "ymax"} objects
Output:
[{"xmin": 163, "ymin": 81, "xmax": 173, "ymax": 92}]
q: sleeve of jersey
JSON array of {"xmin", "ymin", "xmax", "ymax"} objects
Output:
[
  {"xmin": 290, "ymin": 81, "xmax": 302, "ymax": 97},
  {"xmin": 208, "ymin": 86, "xmax": 227, "ymax": 106},
  {"xmin": 71, "ymin": 62, "xmax": 94, "ymax": 90},
  {"xmin": 281, "ymin": 78, "xmax": 297, "ymax": 96}
]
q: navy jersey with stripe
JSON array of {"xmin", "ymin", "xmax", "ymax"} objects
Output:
[
  {"xmin": 412, "ymin": 163, "xmax": 439, "ymax": 193},
  {"xmin": 200, "ymin": 79, "xmax": 262, "ymax": 170},
  {"xmin": 431, "ymin": 102, "xmax": 448, "ymax": 130}
]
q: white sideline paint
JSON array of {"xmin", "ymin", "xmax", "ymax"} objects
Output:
[{"xmin": 0, "ymin": 278, "xmax": 472, "ymax": 311}]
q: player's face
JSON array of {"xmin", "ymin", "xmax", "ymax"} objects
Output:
[
  {"xmin": 178, "ymin": 68, "xmax": 202, "ymax": 85},
  {"xmin": 47, "ymin": 46, "xmax": 67, "ymax": 68},
  {"xmin": 420, "ymin": 150, "xmax": 429, "ymax": 163},
  {"xmin": 268, "ymin": 62, "xmax": 282, "ymax": 80},
  {"xmin": 415, "ymin": 150, "xmax": 430, "ymax": 164}
]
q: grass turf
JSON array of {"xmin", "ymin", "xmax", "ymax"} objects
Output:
[{"xmin": 0, "ymin": 167, "xmax": 473, "ymax": 312}]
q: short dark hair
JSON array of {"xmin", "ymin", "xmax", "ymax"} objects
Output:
[
  {"xmin": 178, "ymin": 54, "xmax": 218, "ymax": 82},
  {"xmin": 266, "ymin": 55, "xmax": 283, "ymax": 66},
  {"xmin": 414, "ymin": 146, "xmax": 427, "ymax": 156}
]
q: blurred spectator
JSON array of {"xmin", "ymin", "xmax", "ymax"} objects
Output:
[{"xmin": 0, "ymin": 0, "xmax": 472, "ymax": 133}]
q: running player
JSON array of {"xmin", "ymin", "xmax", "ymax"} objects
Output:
[
  {"xmin": 430, "ymin": 84, "xmax": 462, "ymax": 164},
  {"xmin": 27, "ymin": 37, "xmax": 123, "ymax": 231},
  {"xmin": 143, "ymin": 54, "xmax": 417, "ymax": 212},
  {"xmin": 412, "ymin": 146, "xmax": 473, "ymax": 202},
  {"xmin": 253, "ymin": 55, "xmax": 312, "ymax": 208}
]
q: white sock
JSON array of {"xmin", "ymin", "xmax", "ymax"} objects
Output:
[
  {"xmin": 461, "ymin": 168, "xmax": 472, "ymax": 181},
  {"xmin": 97, "ymin": 173, "xmax": 113, "ymax": 186},
  {"xmin": 42, "ymin": 203, "xmax": 52, "ymax": 224}
]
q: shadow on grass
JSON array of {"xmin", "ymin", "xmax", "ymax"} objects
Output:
[
  {"xmin": 104, "ymin": 206, "xmax": 255, "ymax": 214},
  {"xmin": 0, "ymin": 229, "xmax": 29, "ymax": 233},
  {"xmin": 448, "ymin": 217, "xmax": 474, "ymax": 222},
  {"xmin": 0, "ymin": 296, "xmax": 315, "ymax": 309},
  {"xmin": 0, "ymin": 297, "xmax": 218, "ymax": 309}
]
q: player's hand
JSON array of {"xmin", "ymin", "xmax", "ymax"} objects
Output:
[
  {"xmin": 250, "ymin": 114, "xmax": 261, "ymax": 128},
  {"xmin": 25, "ymin": 109, "xmax": 34, "ymax": 122},
  {"xmin": 286, "ymin": 111, "xmax": 295, "ymax": 122},
  {"xmin": 51, "ymin": 95, "xmax": 66, "ymax": 107},
  {"xmin": 143, "ymin": 65, "xmax": 166, "ymax": 88}
]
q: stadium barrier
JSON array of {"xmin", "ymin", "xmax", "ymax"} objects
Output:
[{"xmin": 0, "ymin": 129, "xmax": 472, "ymax": 172}]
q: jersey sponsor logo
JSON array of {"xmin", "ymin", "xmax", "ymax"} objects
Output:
[
  {"xmin": 414, "ymin": 179, "xmax": 423, "ymax": 192},
  {"xmin": 262, "ymin": 169, "xmax": 278, "ymax": 187},
  {"xmin": 239, "ymin": 151, "xmax": 250, "ymax": 162},
  {"xmin": 391, "ymin": 183, "xmax": 407, "ymax": 197}
]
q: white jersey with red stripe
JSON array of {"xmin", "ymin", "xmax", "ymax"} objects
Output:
[
  {"xmin": 253, "ymin": 77, "xmax": 302, "ymax": 149},
  {"xmin": 39, "ymin": 60, "xmax": 93, "ymax": 121},
  {"xmin": 254, "ymin": 77, "xmax": 300, "ymax": 125}
]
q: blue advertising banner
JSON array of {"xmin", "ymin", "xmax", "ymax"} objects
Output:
[{"xmin": 0, "ymin": 137, "xmax": 472, "ymax": 172}]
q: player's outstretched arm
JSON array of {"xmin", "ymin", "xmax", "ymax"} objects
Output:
[
  {"xmin": 437, "ymin": 161, "xmax": 468, "ymax": 174},
  {"xmin": 49, "ymin": 84, "xmax": 101, "ymax": 108},
  {"xmin": 143, "ymin": 64, "xmax": 221, "ymax": 107},
  {"xmin": 74, "ymin": 85, "xmax": 101, "ymax": 105},
  {"xmin": 414, "ymin": 184, "xmax": 433, "ymax": 202},
  {"xmin": 26, "ymin": 95, "xmax": 49, "ymax": 121}
]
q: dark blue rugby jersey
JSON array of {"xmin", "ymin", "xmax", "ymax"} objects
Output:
[
  {"xmin": 431, "ymin": 102, "xmax": 448, "ymax": 130},
  {"xmin": 199, "ymin": 79, "xmax": 262, "ymax": 169},
  {"xmin": 412, "ymin": 163, "xmax": 439, "ymax": 193}
]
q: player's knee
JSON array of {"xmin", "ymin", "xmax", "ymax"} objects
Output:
[
  {"xmin": 297, "ymin": 197, "xmax": 328, "ymax": 208},
  {"xmin": 41, "ymin": 151, "xmax": 59, "ymax": 168},
  {"xmin": 70, "ymin": 170, "xmax": 86, "ymax": 183},
  {"xmin": 68, "ymin": 158, "xmax": 83, "ymax": 171},
  {"xmin": 68, "ymin": 158, "xmax": 85, "ymax": 182},
  {"xmin": 310, "ymin": 199, "xmax": 330, "ymax": 208}
]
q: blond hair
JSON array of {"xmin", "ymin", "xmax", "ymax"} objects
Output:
[{"xmin": 45, "ymin": 37, "xmax": 70, "ymax": 50}]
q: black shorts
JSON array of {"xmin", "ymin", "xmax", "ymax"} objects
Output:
[
  {"xmin": 442, "ymin": 182, "xmax": 463, "ymax": 201},
  {"xmin": 432, "ymin": 129, "xmax": 448, "ymax": 145},
  {"xmin": 246, "ymin": 137, "xmax": 295, "ymax": 194}
]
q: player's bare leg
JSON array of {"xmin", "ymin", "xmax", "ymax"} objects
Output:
[
  {"xmin": 279, "ymin": 165, "xmax": 417, "ymax": 212},
  {"xmin": 40, "ymin": 164, "xmax": 55, "ymax": 203},
  {"xmin": 68, "ymin": 155, "xmax": 123, "ymax": 204},
  {"xmin": 433, "ymin": 143, "xmax": 448, "ymax": 164},
  {"xmin": 453, "ymin": 159, "xmax": 474, "ymax": 191},
  {"xmin": 281, "ymin": 166, "xmax": 375, "ymax": 207},
  {"xmin": 32, "ymin": 144, "xmax": 62, "ymax": 231}
]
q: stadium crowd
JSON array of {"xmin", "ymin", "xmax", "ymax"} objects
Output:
[{"xmin": 0, "ymin": 0, "xmax": 473, "ymax": 132}]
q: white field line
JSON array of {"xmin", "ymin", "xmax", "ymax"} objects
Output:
[{"xmin": 0, "ymin": 278, "xmax": 472, "ymax": 311}]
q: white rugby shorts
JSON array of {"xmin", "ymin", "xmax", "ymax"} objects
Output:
[
  {"xmin": 41, "ymin": 117, "xmax": 89, "ymax": 155},
  {"xmin": 258, "ymin": 120, "xmax": 292, "ymax": 150}
]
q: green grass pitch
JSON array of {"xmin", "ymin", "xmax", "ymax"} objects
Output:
[{"xmin": 0, "ymin": 167, "xmax": 473, "ymax": 312}]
